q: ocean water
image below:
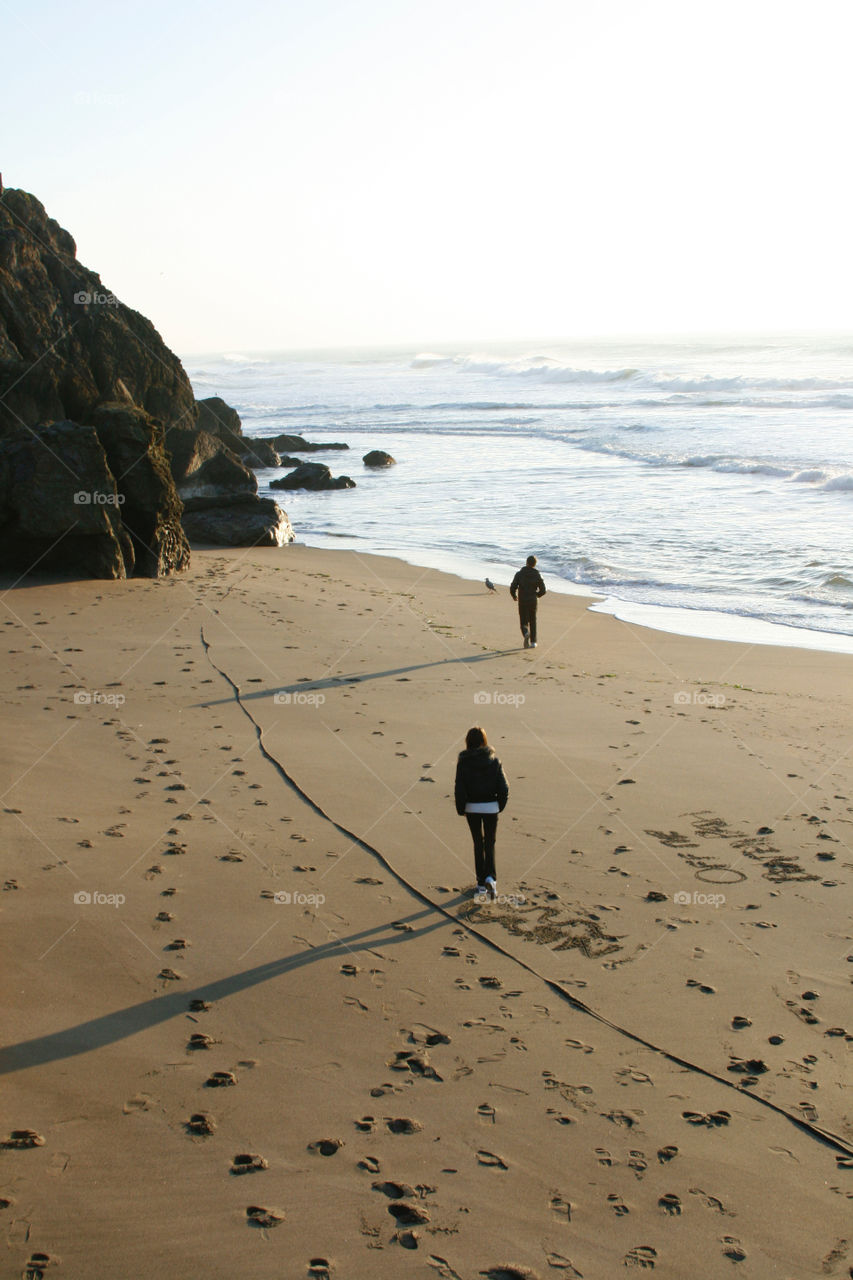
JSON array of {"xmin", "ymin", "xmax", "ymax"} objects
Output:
[{"xmin": 184, "ymin": 335, "xmax": 853, "ymax": 653}]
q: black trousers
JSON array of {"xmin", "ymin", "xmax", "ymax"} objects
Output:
[
  {"xmin": 518, "ymin": 598, "xmax": 538, "ymax": 643},
  {"xmin": 466, "ymin": 813, "xmax": 498, "ymax": 885}
]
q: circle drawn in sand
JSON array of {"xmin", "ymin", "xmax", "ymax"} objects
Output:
[{"xmin": 694, "ymin": 866, "xmax": 746, "ymax": 884}]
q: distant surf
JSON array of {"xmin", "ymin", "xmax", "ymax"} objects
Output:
[{"xmin": 184, "ymin": 333, "xmax": 853, "ymax": 651}]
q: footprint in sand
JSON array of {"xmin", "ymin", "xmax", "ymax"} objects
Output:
[
  {"xmin": 608, "ymin": 1193, "xmax": 630, "ymax": 1216},
  {"xmin": 230, "ymin": 1153, "xmax": 268, "ymax": 1174},
  {"xmin": 24, "ymin": 1253, "xmax": 55, "ymax": 1280},
  {"xmin": 720, "ymin": 1236, "xmax": 747, "ymax": 1262},
  {"xmin": 307, "ymin": 1138, "xmax": 343, "ymax": 1156},
  {"xmin": 188, "ymin": 1033, "xmax": 215, "ymax": 1051},
  {"xmin": 683, "ymin": 1109, "xmax": 730, "ymax": 1127},
  {"xmin": 544, "ymin": 1254, "xmax": 583, "ymax": 1277},
  {"xmin": 550, "ymin": 1192, "xmax": 572, "ymax": 1221},
  {"xmin": 246, "ymin": 1205, "xmax": 284, "ymax": 1229},
  {"xmin": 185, "ymin": 1113, "xmax": 215, "ymax": 1136},
  {"xmin": 624, "ymin": 1245, "xmax": 657, "ymax": 1269},
  {"xmin": 2, "ymin": 1129, "xmax": 45, "ymax": 1149},
  {"xmin": 565, "ymin": 1038, "xmax": 594, "ymax": 1054},
  {"xmin": 388, "ymin": 1201, "xmax": 430, "ymax": 1225},
  {"xmin": 476, "ymin": 1149, "xmax": 508, "ymax": 1169},
  {"xmin": 386, "ymin": 1118, "xmax": 423, "ymax": 1135},
  {"xmin": 657, "ymin": 1146, "xmax": 678, "ymax": 1163},
  {"xmin": 355, "ymin": 1117, "xmax": 376, "ymax": 1132},
  {"xmin": 358, "ymin": 1156, "xmax": 381, "ymax": 1173},
  {"xmin": 204, "ymin": 1071, "xmax": 237, "ymax": 1088},
  {"xmin": 123, "ymin": 1094, "xmax": 155, "ymax": 1114},
  {"xmin": 658, "ymin": 1193, "xmax": 681, "ymax": 1215}
]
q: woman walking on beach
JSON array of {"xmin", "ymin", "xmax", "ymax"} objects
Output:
[{"xmin": 454, "ymin": 726, "xmax": 509, "ymax": 900}]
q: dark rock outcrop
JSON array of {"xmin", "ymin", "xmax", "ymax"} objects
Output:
[
  {"xmin": 363, "ymin": 450, "xmax": 396, "ymax": 467},
  {"xmin": 182, "ymin": 497, "xmax": 294, "ymax": 547},
  {"xmin": 0, "ymin": 187, "xmax": 293, "ymax": 572},
  {"xmin": 0, "ymin": 187, "xmax": 194, "ymax": 577},
  {"xmin": 0, "ymin": 189, "xmax": 196, "ymax": 434},
  {"xmin": 90, "ymin": 404, "xmax": 190, "ymax": 576},
  {"xmin": 196, "ymin": 397, "xmax": 243, "ymax": 453},
  {"xmin": 167, "ymin": 422, "xmax": 294, "ymax": 546},
  {"xmin": 270, "ymin": 463, "xmax": 356, "ymax": 491},
  {"xmin": 271, "ymin": 433, "xmax": 349, "ymax": 453},
  {"xmin": 240, "ymin": 437, "xmax": 281, "ymax": 468},
  {"xmin": 168, "ymin": 427, "xmax": 256, "ymax": 504},
  {"xmin": 0, "ymin": 420, "xmax": 132, "ymax": 578}
]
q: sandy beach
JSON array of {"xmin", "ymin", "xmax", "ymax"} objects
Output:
[{"xmin": 2, "ymin": 543, "xmax": 851, "ymax": 1279}]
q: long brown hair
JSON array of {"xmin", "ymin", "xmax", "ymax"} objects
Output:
[{"xmin": 465, "ymin": 725, "xmax": 488, "ymax": 751}]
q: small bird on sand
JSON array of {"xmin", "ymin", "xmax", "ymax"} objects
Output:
[{"xmin": 485, "ymin": 578, "xmax": 497, "ymax": 593}]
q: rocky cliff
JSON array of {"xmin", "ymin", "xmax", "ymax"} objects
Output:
[{"xmin": 0, "ymin": 187, "xmax": 292, "ymax": 576}]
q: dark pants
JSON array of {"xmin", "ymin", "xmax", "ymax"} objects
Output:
[
  {"xmin": 466, "ymin": 813, "xmax": 497, "ymax": 885},
  {"xmin": 518, "ymin": 598, "xmax": 538, "ymax": 643}
]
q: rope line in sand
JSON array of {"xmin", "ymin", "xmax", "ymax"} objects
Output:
[{"xmin": 201, "ymin": 624, "xmax": 853, "ymax": 1161}]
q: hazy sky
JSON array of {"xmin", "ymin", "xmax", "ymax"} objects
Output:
[{"xmin": 4, "ymin": 0, "xmax": 852, "ymax": 353}]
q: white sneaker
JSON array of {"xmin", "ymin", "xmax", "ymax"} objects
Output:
[
  {"xmin": 485, "ymin": 876, "xmax": 497, "ymax": 901},
  {"xmin": 530, "ymin": 641, "xmax": 537, "ymax": 648},
  {"xmin": 474, "ymin": 884, "xmax": 487, "ymax": 898}
]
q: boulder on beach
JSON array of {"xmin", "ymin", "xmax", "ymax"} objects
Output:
[
  {"xmin": 270, "ymin": 463, "xmax": 356, "ymax": 491},
  {"xmin": 181, "ymin": 496, "xmax": 295, "ymax": 547},
  {"xmin": 363, "ymin": 449, "xmax": 396, "ymax": 468},
  {"xmin": 271, "ymin": 433, "xmax": 349, "ymax": 453}
]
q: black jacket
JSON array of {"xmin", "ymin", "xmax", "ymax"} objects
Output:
[
  {"xmin": 510, "ymin": 564, "xmax": 546, "ymax": 602},
  {"xmin": 454, "ymin": 746, "xmax": 509, "ymax": 815}
]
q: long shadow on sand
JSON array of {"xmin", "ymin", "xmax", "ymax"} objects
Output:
[
  {"xmin": 0, "ymin": 897, "xmax": 466, "ymax": 1075},
  {"xmin": 194, "ymin": 649, "xmax": 520, "ymax": 707}
]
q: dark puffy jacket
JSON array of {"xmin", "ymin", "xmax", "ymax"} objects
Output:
[
  {"xmin": 510, "ymin": 564, "xmax": 546, "ymax": 602},
  {"xmin": 454, "ymin": 747, "xmax": 509, "ymax": 815}
]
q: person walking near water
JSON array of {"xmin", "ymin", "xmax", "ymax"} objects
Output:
[
  {"xmin": 454, "ymin": 726, "xmax": 508, "ymax": 900},
  {"xmin": 510, "ymin": 554, "xmax": 546, "ymax": 648}
]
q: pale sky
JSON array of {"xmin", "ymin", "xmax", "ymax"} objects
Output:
[{"xmin": 3, "ymin": 0, "xmax": 852, "ymax": 353}]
